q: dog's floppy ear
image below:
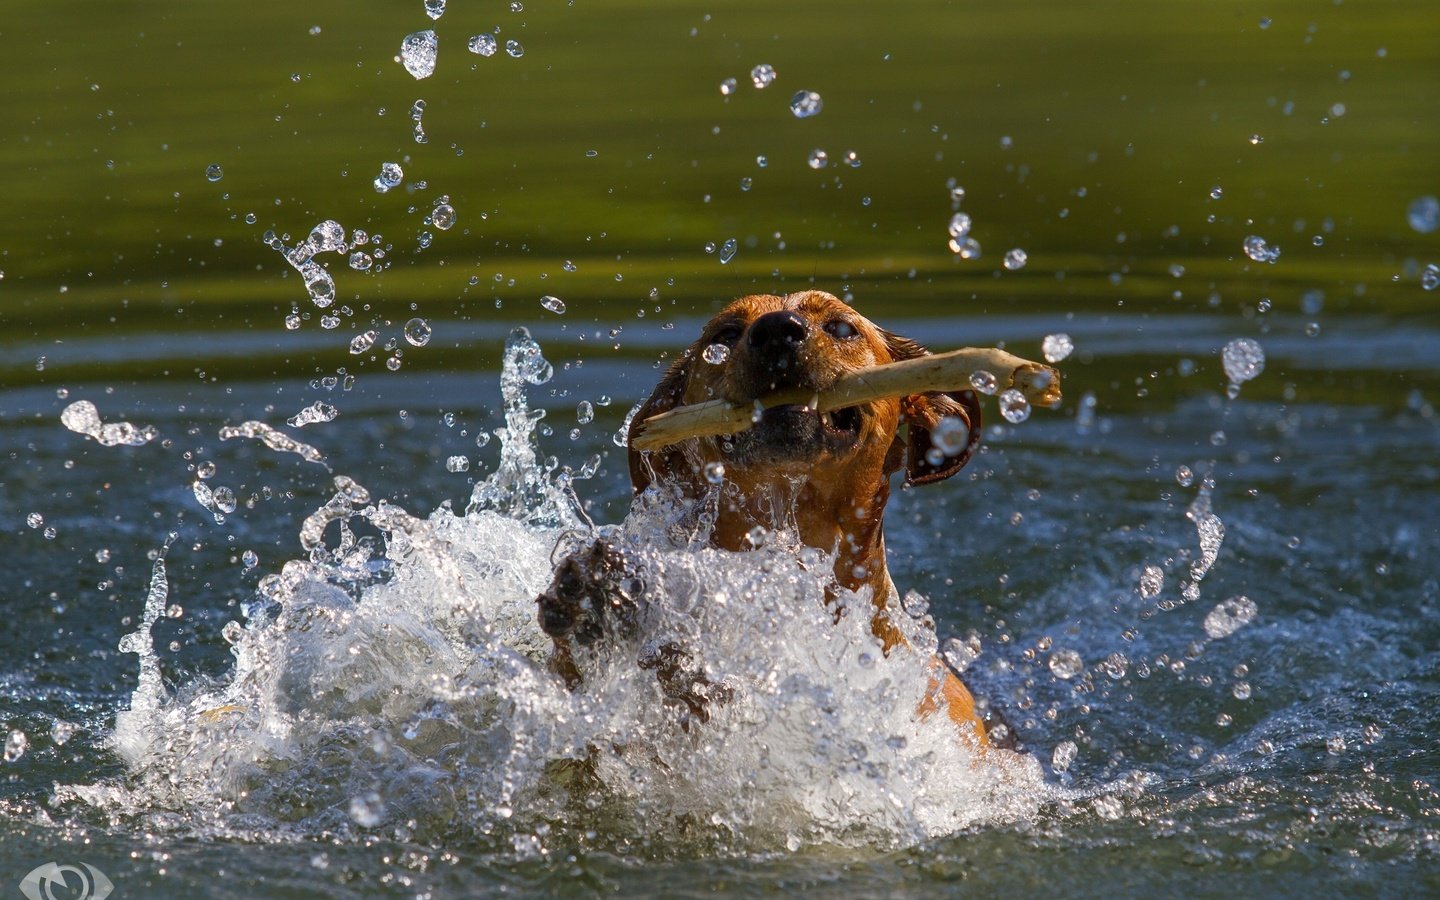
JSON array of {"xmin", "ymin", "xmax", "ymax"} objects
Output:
[
  {"xmin": 626, "ymin": 353, "xmax": 691, "ymax": 494},
  {"xmin": 882, "ymin": 330, "xmax": 983, "ymax": 486}
]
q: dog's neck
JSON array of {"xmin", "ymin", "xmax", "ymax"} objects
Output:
[{"xmin": 707, "ymin": 468, "xmax": 895, "ymax": 601}]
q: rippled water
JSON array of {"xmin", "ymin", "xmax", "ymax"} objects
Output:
[{"xmin": 3, "ymin": 0, "xmax": 1439, "ymax": 895}]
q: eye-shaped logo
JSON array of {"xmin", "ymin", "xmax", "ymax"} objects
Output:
[{"xmin": 18, "ymin": 862, "xmax": 114, "ymax": 900}]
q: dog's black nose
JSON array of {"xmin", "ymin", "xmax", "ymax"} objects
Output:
[{"xmin": 747, "ymin": 310, "xmax": 808, "ymax": 353}]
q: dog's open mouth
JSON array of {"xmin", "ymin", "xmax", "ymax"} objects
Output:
[{"xmin": 723, "ymin": 400, "xmax": 864, "ymax": 462}]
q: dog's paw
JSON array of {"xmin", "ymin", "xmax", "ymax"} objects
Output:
[
  {"xmin": 537, "ymin": 538, "xmax": 644, "ymax": 646},
  {"xmin": 638, "ymin": 641, "xmax": 733, "ymax": 728}
]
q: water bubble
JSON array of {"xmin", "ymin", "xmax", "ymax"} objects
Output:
[
  {"xmin": 348, "ymin": 251, "xmax": 373, "ymax": 271},
  {"xmin": 540, "ymin": 295, "xmax": 566, "ymax": 315},
  {"xmin": 350, "ymin": 330, "xmax": 378, "ymax": 355},
  {"xmin": 807, "ymin": 148, "xmax": 829, "ymax": 169},
  {"xmin": 1049, "ymin": 649, "xmax": 1083, "ymax": 679},
  {"xmin": 4, "ymin": 730, "xmax": 27, "ymax": 763},
  {"xmin": 789, "ymin": 89, "xmax": 823, "ymax": 118},
  {"xmin": 702, "ymin": 343, "xmax": 730, "ymax": 365},
  {"xmin": 750, "ymin": 63, "xmax": 776, "ymax": 89},
  {"xmin": 1222, "ymin": 337, "xmax": 1266, "ymax": 384},
  {"xmin": 1203, "ymin": 595, "xmax": 1258, "ymax": 639},
  {"xmin": 704, "ymin": 461, "xmax": 726, "ymax": 484},
  {"xmin": 947, "ymin": 212, "xmax": 972, "ymax": 238},
  {"xmin": 1138, "ymin": 565, "xmax": 1164, "ymax": 599},
  {"xmin": 205, "ymin": 163, "xmax": 223, "ymax": 182},
  {"xmin": 399, "ymin": 30, "xmax": 438, "ymax": 80},
  {"xmin": 1408, "ymin": 195, "xmax": 1439, "ymax": 234},
  {"xmin": 374, "ymin": 161, "xmax": 404, "ymax": 193},
  {"xmin": 931, "ymin": 416, "xmax": 971, "ymax": 455},
  {"xmin": 446, "ymin": 455, "xmax": 470, "ymax": 473},
  {"xmin": 424, "ymin": 0, "xmax": 446, "ymax": 20},
  {"xmin": 1003, "ymin": 248, "xmax": 1028, "ymax": 271},
  {"xmin": 1102, "ymin": 651, "xmax": 1128, "ymax": 679},
  {"xmin": 432, "ymin": 203, "xmax": 456, "ymax": 230},
  {"xmin": 998, "ymin": 388, "xmax": 1031, "ymax": 423},
  {"xmin": 719, "ymin": 238, "xmax": 738, "ymax": 264},
  {"xmin": 941, "ymin": 634, "xmax": 982, "ymax": 673},
  {"xmin": 1051, "ymin": 740, "xmax": 1078, "ymax": 773},
  {"xmin": 386, "ymin": 356, "xmax": 402, "ymax": 371},
  {"xmin": 403, "ymin": 317, "xmax": 432, "ymax": 346},
  {"xmin": 1422, "ymin": 263, "xmax": 1440, "ymax": 292},
  {"xmin": 505, "ymin": 39, "xmax": 524, "ymax": 58},
  {"xmin": 719, "ymin": 77, "xmax": 737, "ymax": 96},
  {"xmin": 1243, "ymin": 235, "xmax": 1281, "ymax": 263},
  {"xmin": 469, "ymin": 34, "xmax": 498, "ymax": 57},
  {"xmin": 1042, "ymin": 333, "xmax": 1074, "ymax": 363}
]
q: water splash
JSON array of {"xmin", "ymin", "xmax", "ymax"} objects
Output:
[
  {"xmin": 101, "ymin": 330, "xmax": 1050, "ymax": 852},
  {"xmin": 60, "ymin": 400, "xmax": 159, "ymax": 447}
]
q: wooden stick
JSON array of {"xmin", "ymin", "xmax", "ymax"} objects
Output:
[{"xmin": 630, "ymin": 347, "xmax": 1061, "ymax": 451}]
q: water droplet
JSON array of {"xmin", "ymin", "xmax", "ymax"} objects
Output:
[
  {"xmin": 1051, "ymin": 740, "xmax": 1078, "ymax": 773},
  {"xmin": 50, "ymin": 720, "xmax": 76, "ymax": 746},
  {"xmin": 399, "ymin": 30, "xmax": 438, "ymax": 80},
  {"xmin": 505, "ymin": 39, "xmax": 524, "ymax": 58},
  {"xmin": 1243, "ymin": 235, "xmax": 1281, "ymax": 263},
  {"xmin": 575, "ymin": 401, "xmax": 594, "ymax": 425},
  {"xmin": 704, "ymin": 461, "xmax": 726, "ymax": 484},
  {"xmin": 468, "ymin": 34, "xmax": 498, "ymax": 57},
  {"xmin": 941, "ymin": 634, "xmax": 982, "ymax": 673},
  {"xmin": 205, "ymin": 163, "xmax": 224, "ymax": 182},
  {"xmin": 746, "ymin": 525, "xmax": 768, "ymax": 547},
  {"xmin": 540, "ymin": 295, "xmax": 566, "ymax": 314},
  {"xmin": 998, "ymin": 388, "xmax": 1031, "ymax": 423},
  {"xmin": 843, "ymin": 150, "xmax": 861, "ymax": 168},
  {"xmin": 374, "ymin": 161, "xmax": 404, "ymax": 193},
  {"xmin": 350, "ymin": 330, "xmax": 378, "ymax": 354},
  {"xmin": 1232, "ymin": 681, "xmax": 1252, "ymax": 700},
  {"xmin": 807, "ymin": 148, "xmax": 829, "ymax": 169},
  {"xmin": 719, "ymin": 238, "xmax": 738, "ymax": 264},
  {"xmin": 1248, "ymin": 133, "xmax": 1264, "ymax": 145},
  {"xmin": 241, "ymin": 549, "xmax": 259, "ymax": 569},
  {"xmin": 424, "ymin": 0, "xmax": 446, "ymax": 20},
  {"xmin": 1363, "ymin": 722, "xmax": 1383, "ymax": 744},
  {"xmin": 1003, "ymin": 248, "xmax": 1028, "ymax": 271},
  {"xmin": 285, "ymin": 314, "xmax": 302, "ymax": 330},
  {"xmin": 931, "ymin": 416, "xmax": 971, "ymax": 455},
  {"xmin": 949, "ymin": 237, "xmax": 981, "ymax": 259},
  {"xmin": 432, "ymin": 203, "xmax": 456, "ymax": 230},
  {"xmin": 348, "ymin": 251, "xmax": 373, "ymax": 271},
  {"xmin": 702, "ymin": 343, "xmax": 730, "ymax": 365},
  {"xmin": 969, "ymin": 370, "xmax": 998, "ymax": 395},
  {"xmin": 445, "ymin": 455, "xmax": 470, "ymax": 473},
  {"xmin": 947, "ymin": 212, "xmax": 972, "ymax": 238},
  {"xmin": 1408, "ymin": 195, "xmax": 1439, "ymax": 234},
  {"xmin": 739, "ymin": 176, "xmax": 752, "ymax": 192},
  {"xmin": 1102, "ymin": 651, "xmax": 1128, "ymax": 679},
  {"xmin": 1422, "ymin": 263, "xmax": 1440, "ymax": 291},
  {"xmin": 1138, "ymin": 565, "xmax": 1164, "ymax": 598},
  {"xmin": 789, "ymin": 89, "xmax": 823, "ymax": 118},
  {"xmin": 4, "ymin": 730, "xmax": 27, "ymax": 763},
  {"xmin": 1326, "ymin": 735, "xmax": 1346, "ymax": 756},
  {"xmin": 26, "ymin": 512, "xmax": 43, "ymax": 529},
  {"xmin": 750, "ymin": 63, "xmax": 776, "ymax": 89},
  {"xmin": 1209, "ymin": 185, "xmax": 1223, "ymax": 200},
  {"xmin": 1203, "ymin": 595, "xmax": 1258, "ymax": 639},
  {"xmin": 1222, "ymin": 337, "xmax": 1266, "ymax": 385},
  {"xmin": 1042, "ymin": 333, "xmax": 1073, "ymax": 363},
  {"xmin": 349, "ymin": 791, "xmax": 385, "ymax": 827},
  {"xmin": 1049, "ymin": 649, "xmax": 1083, "ymax": 679},
  {"xmin": 1176, "ymin": 465, "xmax": 1194, "ymax": 487},
  {"xmin": 719, "ymin": 77, "xmax": 737, "ymax": 96},
  {"xmin": 403, "ymin": 317, "xmax": 432, "ymax": 346}
]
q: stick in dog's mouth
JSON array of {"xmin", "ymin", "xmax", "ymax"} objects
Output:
[{"xmin": 630, "ymin": 347, "xmax": 1062, "ymax": 451}]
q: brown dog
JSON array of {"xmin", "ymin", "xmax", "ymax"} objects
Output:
[{"xmin": 538, "ymin": 291, "xmax": 1000, "ymax": 745}]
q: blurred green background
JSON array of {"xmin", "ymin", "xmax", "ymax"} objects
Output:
[{"xmin": 0, "ymin": 0, "xmax": 1436, "ymax": 377}]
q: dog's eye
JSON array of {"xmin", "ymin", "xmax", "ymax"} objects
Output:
[
  {"xmin": 824, "ymin": 319, "xmax": 859, "ymax": 340},
  {"xmin": 709, "ymin": 325, "xmax": 743, "ymax": 346}
]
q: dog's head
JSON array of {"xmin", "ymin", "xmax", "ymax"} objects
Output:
[{"xmin": 626, "ymin": 292, "xmax": 981, "ymax": 588}]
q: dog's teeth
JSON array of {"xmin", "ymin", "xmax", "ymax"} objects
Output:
[{"xmin": 806, "ymin": 393, "xmax": 820, "ymax": 412}]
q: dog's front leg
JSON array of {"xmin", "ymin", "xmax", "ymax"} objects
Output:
[{"xmin": 536, "ymin": 538, "xmax": 645, "ymax": 687}]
